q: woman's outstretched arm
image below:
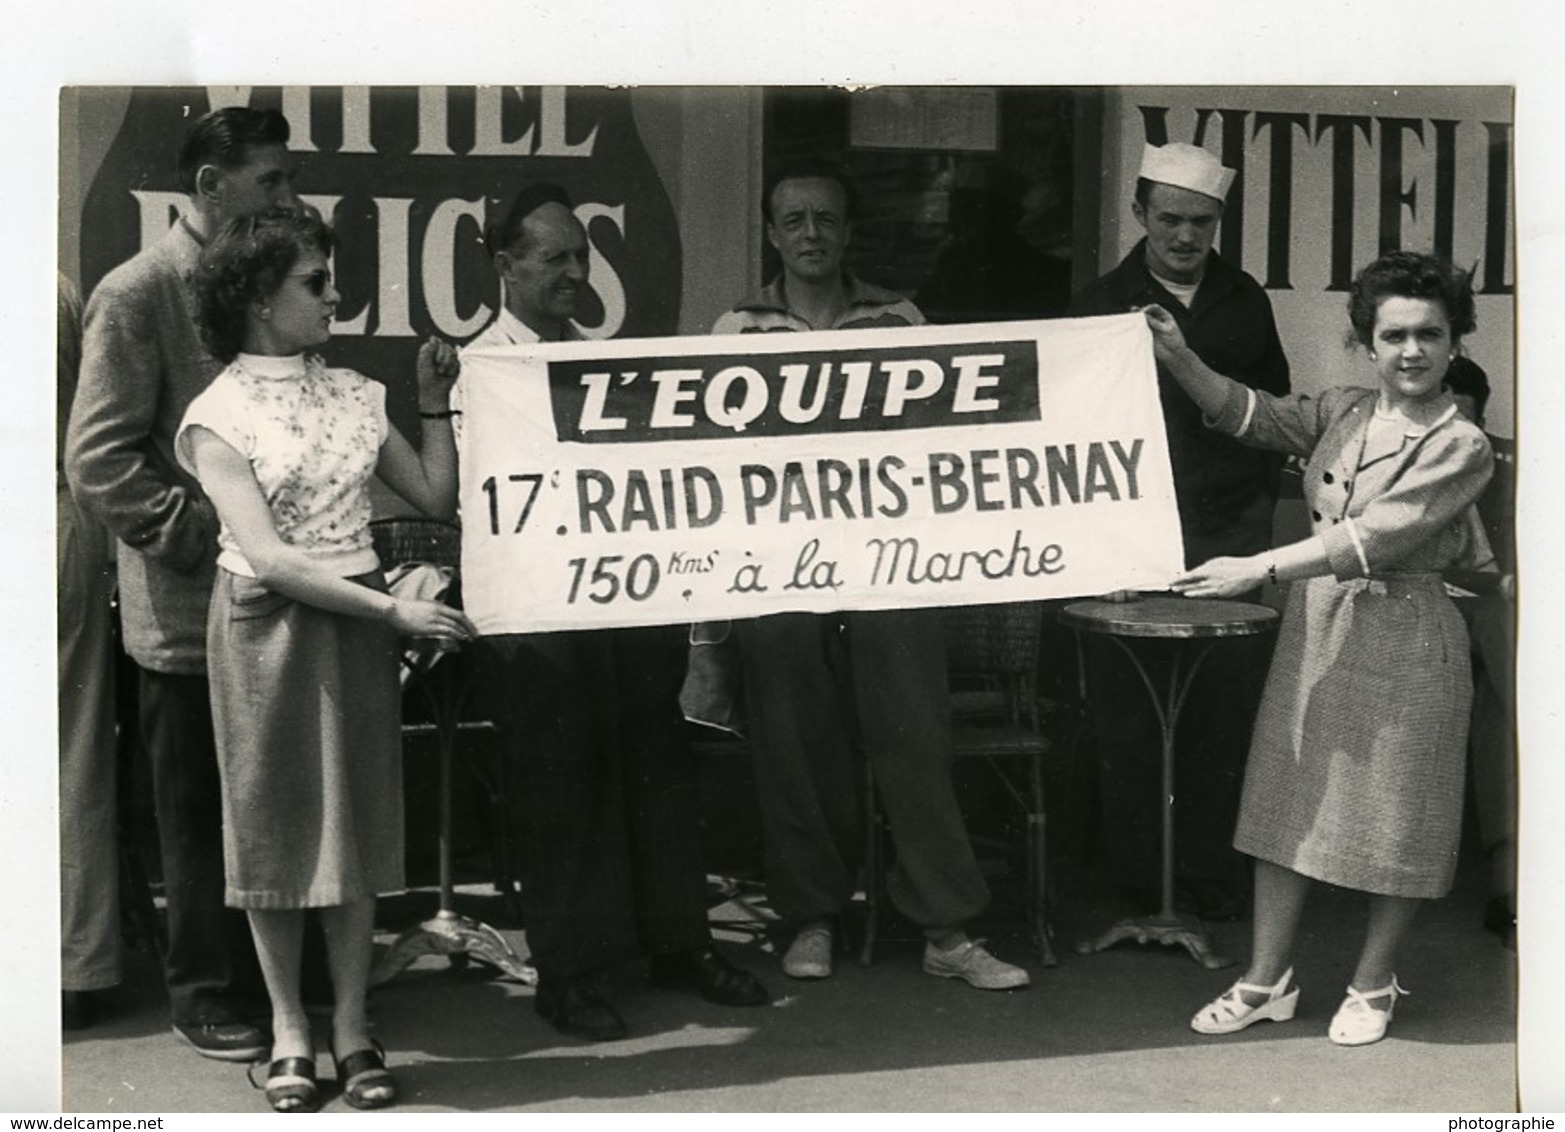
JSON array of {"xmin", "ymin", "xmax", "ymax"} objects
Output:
[
  {"xmin": 1141, "ymin": 303, "xmax": 1235, "ymax": 417},
  {"xmin": 1170, "ymin": 535, "xmax": 1331, "ymax": 600}
]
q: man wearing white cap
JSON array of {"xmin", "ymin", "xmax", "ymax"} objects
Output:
[{"xmin": 1069, "ymin": 142, "xmax": 1290, "ymax": 922}]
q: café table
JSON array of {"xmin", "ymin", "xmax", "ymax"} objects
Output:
[
  {"xmin": 367, "ymin": 519, "xmax": 535, "ymax": 988},
  {"xmin": 1059, "ymin": 595, "xmax": 1279, "ymax": 969},
  {"xmin": 370, "ymin": 635, "xmax": 536, "ymax": 987}
]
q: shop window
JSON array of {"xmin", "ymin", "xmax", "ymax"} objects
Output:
[{"xmin": 762, "ymin": 87, "xmax": 1092, "ymax": 324}]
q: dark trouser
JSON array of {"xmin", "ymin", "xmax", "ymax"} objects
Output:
[
  {"xmin": 58, "ymin": 488, "xmax": 119, "ymax": 992},
  {"xmin": 137, "ymin": 668, "xmax": 263, "ymax": 1023},
  {"xmin": 738, "ymin": 608, "xmax": 989, "ymax": 931},
  {"xmin": 1461, "ymin": 595, "xmax": 1516, "ymax": 859},
  {"xmin": 472, "ymin": 626, "xmax": 711, "ymax": 983},
  {"xmin": 1089, "ymin": 507, "xmax": 1275, "ymax": 895}
]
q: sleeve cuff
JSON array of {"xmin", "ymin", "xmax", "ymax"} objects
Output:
[
  {"xmin": 1320, "ymin": 519, "xmax": 1370, "ymax": 579},
  {"xmin": 1206, "ymin": 383, "xmax": 1254, "ymax": 436}
]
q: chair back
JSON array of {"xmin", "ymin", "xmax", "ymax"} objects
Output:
[
  {"xmin": 941, "ymin": 602, "xmax": 1044, "ymax": 726},
  {"xmin": 370, "ymin": 517, "xmax": 462, "ymax": 570},
  {"xmin": 942, "ymin": 602, "xmax": 1042, "ymax": 676}
]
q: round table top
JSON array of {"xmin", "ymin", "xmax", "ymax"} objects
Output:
[{"xmin": 1059, "ymin": 595, "xmax": 1279, "ymax": 639}]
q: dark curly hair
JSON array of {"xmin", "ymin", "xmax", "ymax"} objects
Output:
[
  {"xmin": 1347, "ymin": 251, "xmax": 1476, "ymax": 349},
  {"xmin": 195, "ymin": 206, "xmax": 333, "ymax": 362}
]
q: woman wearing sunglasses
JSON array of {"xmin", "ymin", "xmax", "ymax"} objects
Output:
[{"xmin": 177, "ymin": 206, "xmax": 476, "ymax": 1112}]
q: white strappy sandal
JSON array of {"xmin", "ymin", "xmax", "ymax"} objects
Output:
[
  {"xmin": 1190, "ymin": 967, "xmax": 1300, "ymax": 1035},
  {"xmin": 1328, "ymin": 977, "xmax": 1407, "ymax": 1046}
]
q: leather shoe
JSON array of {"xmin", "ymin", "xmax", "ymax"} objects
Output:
[
  {"xmin": 247, "ymin": 1055, "xmax": 320, "ymax": 1113},
  {"xmin": 1484, "ymin": 896, "xmax": 1516, "ymax": 950},
  {"xmin": 62, "ymin": 990, "xmax": 101, "ymax": 1031},
  {"xmin": 649, "ymin": 946, "xmax": 770, "ymax": 1006},
  {"xmin": 534, "ymin": 979, "xmax": 627, "ymax": 1041},
  {"xmin": 172, "ymin": 1017, "xmax": 270, "ymax": 1062}
]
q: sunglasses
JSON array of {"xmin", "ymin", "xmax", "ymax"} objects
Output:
[{"xmin": 286, "ymin": 268, "xmax": 333, "ymax": 297}]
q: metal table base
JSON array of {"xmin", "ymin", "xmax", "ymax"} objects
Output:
[
  {"xmin": 371, "ymin": 645, "xmax": 535, "ymax": 988},
  {"xmin": 1062, "ymin": 597, "xmax": 1278, "ymax": 969}
]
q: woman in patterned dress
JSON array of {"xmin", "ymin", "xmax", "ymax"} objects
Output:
[
  {"xmin": 177, "ymin": 207, "xmax": 476, "ymax": 1110},
  {"xmin": 1143, "ymin": 251, "xmax": 1494, "ymax": 1047}
]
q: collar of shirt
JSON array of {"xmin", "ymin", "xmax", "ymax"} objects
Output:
[
  {"xmin": 1358, "ymin": 390, "xmax": 1461, "ymax": 469},
  {"xmin": 233, "ymin": 352, "xmax": 310, "ymax": 381},
  {"xmin": 1107, "ymin": 238, "xmax": 1242, "ymax": 315},
  {"xmin": 489, "ymin": 305, "xmax": 582, "ymax": 344},
  {"xmin": 169, "ymin": 217, "xmax": 208, "ymax": 281},
  {"xmin": 730, "ymin": 272, "xmax": 909, "ymax": 326},
  {"xmin": 177, "ymin": 216, "xmax": 207, "ymax": 248}
]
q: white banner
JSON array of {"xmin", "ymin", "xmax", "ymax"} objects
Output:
[{"xmin": 455, "ymin": 313, "xmax": 1183, "ymax": 633}]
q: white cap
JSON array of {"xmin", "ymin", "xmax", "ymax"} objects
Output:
[{"xmin": 1138, "ymin": 142, "xmax": 1235, "ymax": 201}]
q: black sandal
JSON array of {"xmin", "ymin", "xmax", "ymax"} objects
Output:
[
  {"xmin": 335, "ymin": 1041, "xmax": 397, "ymax": 1110},
  {"xmin": 247, "ymin": 1056, "xmax": 319, "ymax": 1113}
]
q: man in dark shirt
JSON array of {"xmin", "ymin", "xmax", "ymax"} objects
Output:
[
  {"xmin": 1068, "ymin": 142, "xmax": 1290, "ymax": 919},
  {"xmin": 1445, "ymin": 354, "xmax": 1516, "ymax": 946}
]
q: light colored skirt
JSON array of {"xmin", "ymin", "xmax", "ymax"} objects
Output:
[
  {"xmin": 1234, "ymin": 573, "xmax": 1472, "ymax": 899},
  {"xmin": 208, "ymin": 568, "xmax": 404, "ymax": 909}
]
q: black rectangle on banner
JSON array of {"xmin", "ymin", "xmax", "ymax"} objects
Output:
[{"xmin": 547, "ymin": 339, "xmax": 1041, "ymax": 443}]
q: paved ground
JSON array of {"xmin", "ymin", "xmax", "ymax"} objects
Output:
[{"xmin": 53, "ymin": 851, "xmax": 1525, "ymax": 1114}]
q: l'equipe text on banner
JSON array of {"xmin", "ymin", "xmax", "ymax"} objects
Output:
[{"xmin": 454, "ymin": 312, "xmax": 1183, "ymax": 633}]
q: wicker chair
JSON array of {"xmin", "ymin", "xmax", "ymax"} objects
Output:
[
  {"xmin": 859, "ymin": 601, "xmax": 1061, "ymax": 968},
  {"xmin": 370, "ymin": 515, "xmax": 462, "ymax": 578}
]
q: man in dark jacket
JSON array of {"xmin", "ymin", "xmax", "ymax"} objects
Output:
[
  {"xmin": 1068, "ymin": 142, "xmax": 1290, "ymax": 920},
  {"xmin": 460, "ymin": 183, "xmax": 770, "ymax": 1043}
]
